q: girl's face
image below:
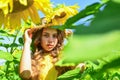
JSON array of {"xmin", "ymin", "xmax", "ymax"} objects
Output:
[{"xmin": 41, "ymin": 28, "xmax": 58, "ymax": 52}]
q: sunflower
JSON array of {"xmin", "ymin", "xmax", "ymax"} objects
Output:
[
  {"xmin": 0, "ymin": 0, "xmax": 79, "ymax": 31},
  {"xmin": 0, "ymin": 0, "xmax": 52, "ymax": 30},
  {"xmin": 40, "ymin": 4, "xmax": 79, "ymax": 26},
  {"xmin": 50, "ymin": 4, "xmax": 79, "ymax": 25}
]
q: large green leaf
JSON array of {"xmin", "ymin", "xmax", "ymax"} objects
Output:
[
  {"xmin": 65, "ymin": 2, "xmax": 101, "ymax": 27},
  {"xmin": 57, "ymin": 68, "xmax": 81, "ymax": 80},
  {"xmin": 57, "ymin": 30, "xmax": 120, "ymax": 65},
  {"xmin": 69, "ymin": 0, "xmax": 120, "ymax": 35},
  {"xmin": 56, "ymin": 1, "xmax": 120, "ymax": 65},
  {"xmin": 0, "ymin": 51, "xmax": 13, "ymax": 61},
  {"xmin": 88, "ymin": 57, "xmax": 120, "ymax": 79},
  {"xmin": 89, "ymin": 1, "xmax": 120, "ymax": 33}
]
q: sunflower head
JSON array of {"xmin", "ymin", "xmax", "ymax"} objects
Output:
[
  {"xmin": 0, "ymin": 0, "xmax": 79, "ymax": 32},
  {"xmin": 45, "ymin": 4, "xmax": 79, "ymax": 26}
]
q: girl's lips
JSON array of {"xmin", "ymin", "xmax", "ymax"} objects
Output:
[{"xmin": 47, "ymin": 44, "xmax": 54, "ymax": 48}]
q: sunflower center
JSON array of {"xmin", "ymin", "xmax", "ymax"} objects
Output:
[{"xmin": 11, "ymin": 0, "xmax": 33, "ymax": 13}]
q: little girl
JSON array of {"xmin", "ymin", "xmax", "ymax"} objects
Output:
[
  {"xmin": 19, "ymin": 23, "xmax": 86, "ymax": 80},
  {"xmin": 19, "ymin": 23, "xmax": 75, "ymax": 79}
]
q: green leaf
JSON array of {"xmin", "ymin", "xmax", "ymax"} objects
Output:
[
  {"xmin": 56, "ymin": 0, "xmax": 120, "ymax": 66},
  {"xmin": 88, "ymin": 57, "xmax": 120, "ymax": 79},
  {"xmin": 99, "ymin": 58, "xmax": 120, "ymax": 73},
  {"xmin": 0, "ymin": 51, "xmax": 13, "ymax": 61},
  {"xmin": 89, "ymin": 1, "xmax": 120, "ymax": 33},
  {"xmin": 18, "ymin": 37, "xmax": 24, "ymax": 44},
  {"xmin": 112, "ymin": 0, "xmax": 120, "ymax": 3},
  {"xmin": 51, "ymin": 25, "xmax": 76, "ymax": 30},
  {"xmin": 73, "ymin": 1, "xmax": 120, "ymax": 35},
  {"xmin": 59, "ymin": 30, "xmax": 120, "ymax": 64},
  {"xmin": 10, "ymin": 43, "xmax": 19, "ymax": 47},
  {"xmin": 65, "ymin": 2, "xmax": 101, "ymax": 26},
  {"xmin": 12, "ymin": 49, "xmax": 22, "ymax": 62},
  {"xmin": 0, "ymin": 37, "xmax": 4, "ymax": 40},
  {"xmin": 0, "ymin": 30, "xmax": 6, "ymax": 34},
  {"xmin": 57, "ymin": 68, "xmax": 81, "ymax": 80},
  {"xmin": 0, "ymin": 70, "xmax": 5, "ymax": 75},
  {"xmin": 0, "ymin": 29, "xmax": 15, "ymax": 37},
  {"xmin": 51, "ymin": 25, "xmax": 64, "ymax": 30},
  {"xmin": 0, "ymin": 43, "xmax": 10, "ymax": 48}
]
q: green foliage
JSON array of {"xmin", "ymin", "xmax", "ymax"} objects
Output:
[
  {"xmin": 0, "ymin": 29, "xmax": 23, "ymax": 80},
  {"xmin": 61, "ymin": 31, "xmax": 120, "ymax": 64},
  {"xmin": 65, "ymin": 2, "xmax": 101, "ymax": 27},
  {"xmin": 0, "ymin": 51, "xmax": 13, "ymax": 61},
  {"xmin": 57, "ymin": 68, "xmax": 81, "ymax": 80},
  {"xmin": 56, "ymin": 0, "xmax": 120, "ymax": 80},
  {"xmin": 1, "ymin": 0, "xmax": 120, "ymax": 80}
]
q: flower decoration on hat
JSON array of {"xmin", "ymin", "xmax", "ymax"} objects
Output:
[{"xmin": 45, "ymin": 4, "xmax": 79, "ymax": 26}]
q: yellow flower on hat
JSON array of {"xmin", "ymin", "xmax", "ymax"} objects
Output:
[{"xmin": 46, "ymin": 4, "xmax": 79, "ymax": 25}]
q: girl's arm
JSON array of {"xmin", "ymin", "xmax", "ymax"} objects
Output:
[{"xmin": 19, "ymin": 29, "xmax": 32, "ymax": 79}]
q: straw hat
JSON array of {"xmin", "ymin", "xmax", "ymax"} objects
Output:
[{"xmin": 27, "ymin": 12, "xmax": 73, "ymax": 39}]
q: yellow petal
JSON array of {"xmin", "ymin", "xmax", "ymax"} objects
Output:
[
  {"xmin": 0, "ymin": 11, "xmax": 4, "ymax": 27},
  {"xmin": 34, "ymin": 0, "xmax": 53, "ymax": 15},
  {"xmin": 9, "ymin": 13, "xmax": 21, "ymax": 29},
  {"xmin": 28, "ymin": 5, "xmax": 40, "ymax": 24},
  {"xmin": 19, "ymin": 0, "xmax": 27, "ymax": 6},
  {"xmin": 9, "ymin": 0, "xmax": 13, "ymax": 12},
  {"xmin": 1, "ymin": 6, "xmax": 9, "ymax": 15},
  {"xmin": 21, "ymin": 10, "xmax": 29, "ymax": 22},
  {"xmin": 0, "ymin": 0, "xmax": 9, "ymax": 8},
  {"xmin": 0, "ymin": 0, "xmax": 12, "ymax": 15}
]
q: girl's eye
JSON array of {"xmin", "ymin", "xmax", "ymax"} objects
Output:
[
  {"xmin": 43, "ymin": 34, "xmax": 49, "ymax": 37},
  {"xmin": 53, "ymin": 34, "xmax": 57, "ymax": 38}
]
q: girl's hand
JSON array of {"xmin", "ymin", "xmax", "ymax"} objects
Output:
[
  {"xmin": 76, "ymin": 63, "xmax": 86, "ymax": 72},
  {"xmin": 65, "ymin": 29, "xmax": 73, "ymax": 38},
  {"xmin": 24, "ymin": 29, "xmax": 32, "ymax": 44}
]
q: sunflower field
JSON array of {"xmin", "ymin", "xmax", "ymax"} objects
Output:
[{"xmin": 0, "ymin": 0, "xmax": 120, "ymax": 80}]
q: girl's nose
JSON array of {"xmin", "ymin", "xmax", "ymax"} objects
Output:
[{"xmin": 48, "ymin": 36, "xmax": 54, "ymax": 43}]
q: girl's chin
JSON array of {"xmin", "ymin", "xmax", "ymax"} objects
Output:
[{"xmin": 45, "ymin": 48, "xmax": 53, "ymax": 52}]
